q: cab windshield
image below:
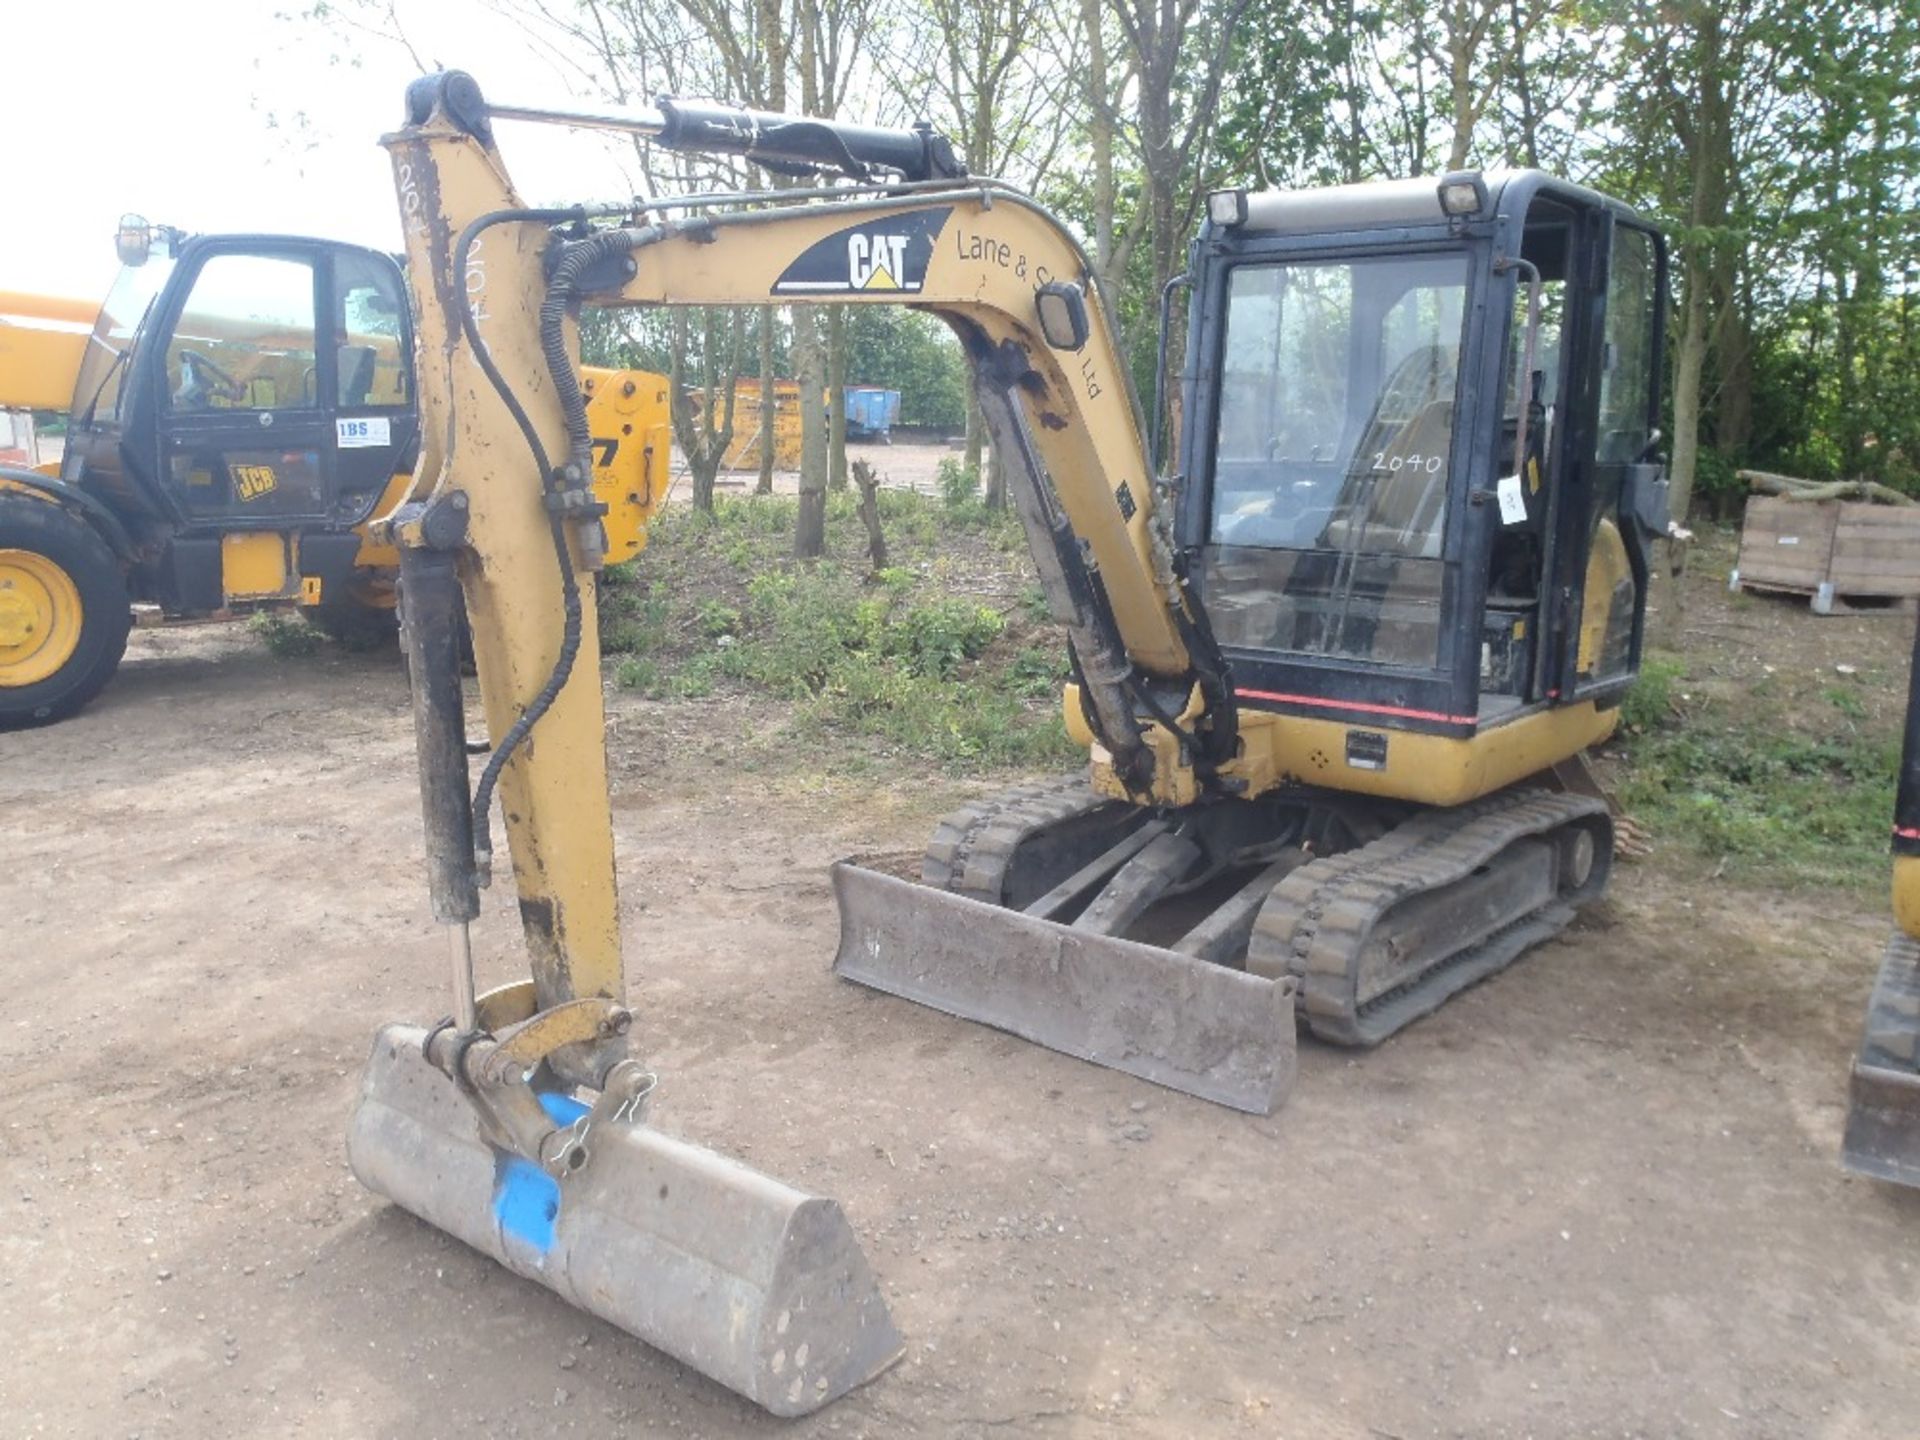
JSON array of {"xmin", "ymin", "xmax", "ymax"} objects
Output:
[
  {"xmin": 71, "ymin": 251, "xmax": 177, "ymax": 423},
  {"xmin": 1204, "ymin": 251, "xmax": 1470, "ymax": 669}
]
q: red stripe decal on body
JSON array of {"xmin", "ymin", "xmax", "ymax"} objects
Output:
[{"xmin": 1233, "ymin": 687, "xmax": 1476, "ymax": 726}]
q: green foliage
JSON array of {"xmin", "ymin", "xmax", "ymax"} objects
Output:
[
  {"xmin": 695, "ymin": 599, "xmax": 742, "ymax": 637},
  {"xmin": 1620, "ymin": 653, "xmax": 1684, "ymax": 732},
  {"xmin": 598, "ymin": 588, "xmax": 669, "ymax": 656},
  {"xmin": 711, "ymin": 564, "xmax": 1062, "ymax": 764},
  {"xmin": 1618, "ymin": 724, "xmax": 1896, "ymax": 891},
  {"xmin": 1691, "ymin": 449, "xmax": 1745, "ymax": 517},
  {"xmin": 1010, "ymin": 645, "xmax": 1068, "ymax": 698},
  {"xmin": 597, "ymin": 487, "xmax": 1074, "ymax": 771},
  {"xmin": 886, "ymin": 597, "xmax": 1005, "ymax": 678},
  {"xmin": 248, "ymin": 609, "xmax": 324, "ymax": 659},
  {"xmin": 614, "ymin": 656, "xmax": 659, "ymax": 693},
  {"xmin": 937, "ymin": 457, "xmax": 981, "ymax": 510},
  {"xmin": 1824, "ymin": 684, "xmax": 1868, "ymax": 723}
]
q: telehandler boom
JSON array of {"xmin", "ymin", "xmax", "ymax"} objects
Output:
[{"xmin": 352, "ymin": 71, "xmax": 1669, "ymax": 1410}]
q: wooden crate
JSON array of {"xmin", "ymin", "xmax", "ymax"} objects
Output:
[{"xmin": 1734, "ymin": 497, "xmax": 1920, "ymax": 613}]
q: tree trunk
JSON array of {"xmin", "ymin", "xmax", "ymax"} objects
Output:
[
  {"xmin": 828, "ymin": 306, "xmax": 848, "ymax": 492},
  {"xmin": 1664, "ymin": 6, "xmax": 1728, "ymax": 529},
  {"xmin": 667, "ymin": 308, "xmax": 738, "ymax": 515},
  {"xmin": 964, "ymin": 394, "xmax": 984, "ymax": 478},
  {"xmin": 1445, "ymin": 1, "xmax": 1475, "ymax": 171},
  {"xmin": 1716, "ymin": 300, "xmax": 1753, "ymax": 459},
  {"xmin": 851, "ymin": 457, "xmax": 888, "ymax": 572},
  {"xmin": 985, "ymin": 441, "xmax": 1006, "ymax": 509},
  {"xmin": 793, "ymin": 307, "xmax": 829, "ymax": 558},
  {"xmin": 755, "ymin": 305, "xmax": 776, "ymax": 495},
  {"xmin": 1081, "ymin": 0, "xmax": 1117, "ymax": 285}
]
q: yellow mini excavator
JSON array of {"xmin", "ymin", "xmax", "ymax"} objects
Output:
[
  {"xmin": 349, "ymin": 72, "xmax": 1670, "ymax": 1412},
  {"xmin": 1842, "ymin": 618, "xmax": 1920, "ymax": 1184}
]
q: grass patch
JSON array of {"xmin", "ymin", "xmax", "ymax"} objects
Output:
[
  {"xmin": 1614, "ymin": 653, "xmax": 1897, "ymax": 890},
  {"xmin": 597, "ymin": 486, "xmax": 1074, "ymax": 771},
  {"xmin": 248, "ymin": 609, "xmax": 325, "ymax": 659}
]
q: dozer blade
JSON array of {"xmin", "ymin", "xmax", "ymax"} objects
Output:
[
  {"xmin": 347, "ymin": 1024, "xmax": 903, "ymax": 1416},
  {"xmin": 831, "ymin": 862, "xmax": 1298, "ymax": 1113},
  {"xmin": 1842, "ymin": 932, "xmax": 1920, "ymax": 1188}
]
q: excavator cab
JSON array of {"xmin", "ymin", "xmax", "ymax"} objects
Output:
[{"xmin": 1182, "ymin": 172, "xmax": 1668, "ymax": 755}]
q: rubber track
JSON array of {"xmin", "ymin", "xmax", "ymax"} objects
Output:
[
  {"xmin": 921, "ymin": 773, "xmax": 1113, "ymax": 903},
  {"xmin": 1248, "ymin": 789, "xmax": 1611, "ymax": 1046}
]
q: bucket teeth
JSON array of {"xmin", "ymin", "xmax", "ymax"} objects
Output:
[{"xmin": 348, "ymin": 1024, "xmax": 903, "ymax": 1416}]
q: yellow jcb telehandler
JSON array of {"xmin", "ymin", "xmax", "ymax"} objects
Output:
[{"xmin": 0, "ymin": 223, "xmax": 670, "ymax": 725}]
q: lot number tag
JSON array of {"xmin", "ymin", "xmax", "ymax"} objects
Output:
[{"xmin": 337, "ymin": 417, "xmax": 392, "ymax": 448}]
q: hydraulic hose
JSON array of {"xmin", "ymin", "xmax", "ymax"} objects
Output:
[{"xmin": 448, "ymin": 206, "xmax": 596, "ymax": 879}]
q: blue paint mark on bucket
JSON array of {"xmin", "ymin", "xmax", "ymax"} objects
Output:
[
  {"xmin": 491, "ymin": 1091, "xmax": 591, "ymax": 1257},
  {"xmin": 538, "ymin": 1092, "xmax": 589, "ymax": 1126}
]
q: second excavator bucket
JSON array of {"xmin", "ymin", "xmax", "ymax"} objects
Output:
[
  {"xmin": 1843, "ymin": 932, "xmax": 1920, "ymax": 1187},
  {"xmin": 831, "ymin": 862, "xmax": 1299, "ymax": 1113},
  {"xmin": 348, "ymin": 1025, "xmax": 903, "ymax": 1415}
]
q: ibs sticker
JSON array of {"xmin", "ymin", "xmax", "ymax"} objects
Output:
[{"xmin": 772, "ymin": 208, "xmax": 952, "ymax": 296}]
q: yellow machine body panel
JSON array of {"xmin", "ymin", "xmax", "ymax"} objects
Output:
[
  {"xmin": 1068, "ymin": 683, "xmax": 1621, "ymax": 810},
  {"xmin": 221, "ymin": 532, "xmax": 293, "ymax": 599},
  {"xmin": 1894, "ymin": 854, "xmax": 1920, "ymax": 939},
  {"xmin": 0, "ymin": 291, "xmax": 98, "ymax": 411}
]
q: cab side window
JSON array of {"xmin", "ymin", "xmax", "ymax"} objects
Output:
[
  {"xmin": 165, "ymin": 254, "xmax": 318, "ymax": 412},
  {"xmin": 334, "ymin": 251, "xmax": 411, "ymax": 408}
]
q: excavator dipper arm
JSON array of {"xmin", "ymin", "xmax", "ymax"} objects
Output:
[{"xmin": 347, "ymin": 74, "xmax": 931, "ymax": 1418}]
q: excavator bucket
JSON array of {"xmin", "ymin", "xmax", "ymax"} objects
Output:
[
  {"xmin": 830, "ymin": 862, "xmax": 1298, "ymax": 1113},
  {"xmin": 348, "ymin": 1025, "xmax": 904, "ymax": 1415},
  {"xmin": 1843, "ymin": 933, "xmax": 1920, "ymax": 1187}
]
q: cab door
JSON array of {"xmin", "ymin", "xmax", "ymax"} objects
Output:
[
  {"xmin": 326, "ymin": 246, "xmax": 417, "ymax": 525},
  {"xmin": 1557, "ymin": 218, "xmax": 1664, "ymax": 700},
  {"xmin": 153, "ymin": 245, "xmax": 335, "ymax": 528}
]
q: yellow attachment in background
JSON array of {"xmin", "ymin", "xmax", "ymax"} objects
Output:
[
  {"xmin": 581, "ymin": 367, "xmax": 672, "ymax": 565},
  {"xmin": 699, "ymin": 378, "xmax": 804, "ymax": 473},
  {"xmin": 354, "ymin": 368, "xmax": 668, "ymax": 573},
  {"xmin": 221, "ymin": 532, "xmax": 291, "ymax": 599}
]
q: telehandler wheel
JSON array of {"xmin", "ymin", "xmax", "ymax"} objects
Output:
[
  {"xmin": 0, "ymin": 495, "xmax": 132, "ymax": 728},
  {"xmin": 312, "ymin": 579, "xmax": 400, "ymax": 651}
]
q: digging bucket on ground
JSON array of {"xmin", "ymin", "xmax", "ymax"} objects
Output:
[{"xmin": 347, "ymin": 1024, "xmax": 903, "ymax": 1416}]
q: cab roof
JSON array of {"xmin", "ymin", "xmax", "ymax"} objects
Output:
[{"xmin": 1235, "ymin": 170, "xmax": 1647, "ymax": 234}]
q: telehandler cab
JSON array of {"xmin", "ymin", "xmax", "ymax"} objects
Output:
[
  {"xmin": 348, "ymin": 71, "xmax": 1669, "ymax": 1415},
  {"xmin": 0, "ymin": 222, "xmax": 668, "ymax": 725}
]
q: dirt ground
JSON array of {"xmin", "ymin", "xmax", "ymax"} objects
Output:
[{"xmin": 7, "ymin": 557, "xmax": 1920, "ymax": 1439}]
